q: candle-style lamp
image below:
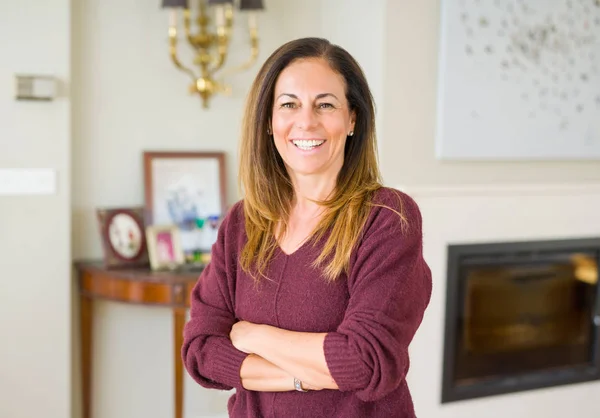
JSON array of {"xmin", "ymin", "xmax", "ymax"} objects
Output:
[{"xmin": 161, "ymin": 0, "xmax": 265, "ymax": 108}]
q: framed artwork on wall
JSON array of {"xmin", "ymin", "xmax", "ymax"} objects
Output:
[
  {"xmin": 96, "ymin": 207, "xmax": 150, "ymax": 268},
  {"xmin": 143, "ymin": 151, "xmax": 226, "ymax": 262},
  {"xmin": 436, "ymin": 0, "xmax": 600, "ymax": 160}
]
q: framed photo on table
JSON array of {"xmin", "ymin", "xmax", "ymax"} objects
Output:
[
  {"xmin": 146, "ymin": 225, "xmax": 185, "ymax": 270},
  {"xmin": 96, "ymin": 206, "xmax": 150, "ymax": 268},
  {"xmin": 143, "ymin": 151, "xmax": 226, "ymax": 261}
]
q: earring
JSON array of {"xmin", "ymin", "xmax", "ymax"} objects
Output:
[
  {"xmin": 348, "ymin": 131, "xmax": 354, "ymax": 137},
  {"xmin": 267, "ymin": 126, "xmax": 272, "ymax": 135}
]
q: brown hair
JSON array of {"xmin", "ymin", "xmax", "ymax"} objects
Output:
[{"xmin": 239, "ymin": 37, "xmax": 395, "ymax": 281}]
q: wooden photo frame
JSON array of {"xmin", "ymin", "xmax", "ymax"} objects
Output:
[
  {"xmin": 96, "ymin": 206, "xmax": 149, "ymax": 268},
  {"xmin": 145, "ymin": 225, "xmax": 185, "ymax": 270},
  {"xmin": 143, "ymin": 151, "xmax": 226, "ymax": 259}
]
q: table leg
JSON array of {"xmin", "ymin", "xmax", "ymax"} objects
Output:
[
  {"xmin": 81, "ymin": 294, "xmax": 93, "ymax": 418},
  {"xmin": 174, "ymin": 307, "xmax": 186, "ymax": 418}
]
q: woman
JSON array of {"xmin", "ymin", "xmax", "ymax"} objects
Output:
[{"xmin": 182, "ymin": 37, "xmax": 432, "ymax": 418}]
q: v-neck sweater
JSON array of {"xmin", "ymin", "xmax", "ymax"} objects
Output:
[{"xmin": 182, "ymin": 187, "xmax": 432, "ymax": 418}]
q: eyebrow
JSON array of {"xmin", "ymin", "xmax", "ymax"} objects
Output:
[{"xmin": 276, "ymin": 93, "xmax": 340, "ymax": 101}]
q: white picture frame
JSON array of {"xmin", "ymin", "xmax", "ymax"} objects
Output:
[
  {"xmin": 436, "ymin": 0, "xmax": 600, "ymax": 160},
  {"xmin": 145, "ymin": 225, "xmax": 185, "ymax": 270}
]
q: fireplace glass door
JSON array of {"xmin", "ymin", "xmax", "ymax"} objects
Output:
[{"xmin": 442, "ymin": 238, "xmax": 600, "ymax": 403}]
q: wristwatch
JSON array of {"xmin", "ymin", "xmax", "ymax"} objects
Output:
[{"xmin": 294, "ymin": 377, "xmax": 308, "ymax": 392}]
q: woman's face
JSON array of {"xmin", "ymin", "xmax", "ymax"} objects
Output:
[{"xmin": 271, "ymin": 58, "xmax": 355, "ymax": 182}]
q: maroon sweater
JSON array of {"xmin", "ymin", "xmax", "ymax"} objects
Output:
[{"xmin": 182, "ymin": 187, "xmax": 432, "ymax": 417}]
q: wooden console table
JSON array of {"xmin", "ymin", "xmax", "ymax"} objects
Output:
[{"xmin": 75, "ymin": 261, "xmax": 203, "ymax": 418}]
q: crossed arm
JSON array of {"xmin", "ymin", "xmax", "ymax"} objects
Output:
[{"xmin": 232, "ymin": 322, "xmax": 337, "ymax": 391}]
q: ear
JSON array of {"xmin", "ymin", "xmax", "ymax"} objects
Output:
[
  {"xmin": 349, "ymin": 111, "xmax": 356, "ymax": 131},
  {"xmin": 267, "ymin": 118, "xmax": 272, "ymax": 135}
]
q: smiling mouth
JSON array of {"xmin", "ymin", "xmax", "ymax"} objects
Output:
[{"xmin": 292, "ymin": 139, "xmax": 325, "ymax": 151}]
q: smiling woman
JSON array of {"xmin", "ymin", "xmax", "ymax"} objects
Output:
[{"xmin": 181, "ymin": 37, "xmax": 432, "ymax": 418}]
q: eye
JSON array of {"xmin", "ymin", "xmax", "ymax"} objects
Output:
[
  {"xmin": 317, "ymin": 103, "xmax": 334, "ymax": 109},
  {"xmin": 280, "ymin": 102, "xmax": 297, "ymax": 109}
]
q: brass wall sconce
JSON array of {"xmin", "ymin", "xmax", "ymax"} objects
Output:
[{"xmin": 161, "ymin": 0, "xmax": 264, "ymax": 108}]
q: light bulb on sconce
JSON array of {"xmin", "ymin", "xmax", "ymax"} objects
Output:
[{"xmin": 161, "ymin": 0, "xmax": 265, "ymax": 109}]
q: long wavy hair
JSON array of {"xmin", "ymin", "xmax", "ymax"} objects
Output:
[{"xmin": 239, "ymin": 37, "xmax": 395, "ymax": 282}]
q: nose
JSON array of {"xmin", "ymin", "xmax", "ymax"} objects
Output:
[{"xmin": 295, "ymin": 105, "xmax": 319, "ymax": 131}]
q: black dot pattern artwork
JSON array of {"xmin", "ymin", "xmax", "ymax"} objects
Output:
[{"xmin": 437, "ymin": 0, "xmax": 600, "ymax": 159}]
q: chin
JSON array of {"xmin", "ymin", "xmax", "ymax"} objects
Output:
[{"xmin": 288, "ymin": 163, "xmax": 326, "ymax": 177}]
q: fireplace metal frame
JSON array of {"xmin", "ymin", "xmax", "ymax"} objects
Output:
[{"xmin": 441, "ymin": 237, "xmax": 600, "ymax": 403}]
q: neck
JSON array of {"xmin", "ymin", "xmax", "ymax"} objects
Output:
[{"xmin": 289, "ymin": 173, "xmax": 337, "ymax": 217}]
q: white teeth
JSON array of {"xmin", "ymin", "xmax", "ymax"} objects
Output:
[{"xmin": 292, "ymin": 139, "xmax": 325, "ymax": 150}]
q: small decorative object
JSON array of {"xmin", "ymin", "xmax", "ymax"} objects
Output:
[
  {"xmin": 96, "ymin": 207, "xmax": 149, "ymax": 268},
  {"xmin": 146, "ymin": 225, "xmax": 186, "ymax": 270},
  {"xmin": 161, "ymin": 0, "xmax": 265, "ymax": 108},
  {"xmin": 144, "ymin": 151, "xmax": 226, "ymax": 262}
]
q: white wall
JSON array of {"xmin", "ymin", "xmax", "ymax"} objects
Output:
[
  {"xmin": 0, "ymin": 2, "xmax": 72, "ymax": 418},
  {"xmin": 404, "ymin": 184, "xmax": 600, "ymax": 417},
  {"xmin": 380, "ymin": 0, "xmax": 600, "ymax": 186},
  {"xmin": 70, "ymin": 1, "xmax": 386, "ymax": 417}
]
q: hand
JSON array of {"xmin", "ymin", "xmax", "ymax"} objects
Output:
[
  {"xmin": 230, "ymin": 320, "xmax": 261, "ymax": 354},
  {"xmin": 301, "ymin": 381, "xmax": 323, "ymax": 391}
]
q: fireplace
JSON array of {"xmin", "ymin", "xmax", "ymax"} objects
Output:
[{"xmin": 441, "ymin": 237, "xmax": 600, "ymax": 403}]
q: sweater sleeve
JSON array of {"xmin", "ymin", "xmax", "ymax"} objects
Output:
[
  {"xmin": 181, "ymin": 204, "xmax": 248, "ymax": 391},
  {"xmin": 323, "ymin": 192, "xmax": 432, "ymax": 402}
]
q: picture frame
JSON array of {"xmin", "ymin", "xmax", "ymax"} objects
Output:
[
  {"xmin": 435, "ymin": 0, "xmax": 600, "ymax": 160},
  {"xmin": 143, "ymin": 151, "xmax": 226, "ymax": 261},
  {"xmin": 145, "ymin": 225, "xmax": 185, "ymax": 270},
  {"xmin": 96, "ymin": 206, "xmax": 150, "ymax": 269}
]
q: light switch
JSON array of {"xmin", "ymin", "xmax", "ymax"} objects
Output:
[
  {"xmin": 15, "ymin": 75, "xmax": 57, "ymax": 101},
  {"xmin": 0, "ymin": 169, "xmax": 57, "ymax": 195}
]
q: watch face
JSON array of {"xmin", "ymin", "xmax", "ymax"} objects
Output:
[{"xmin": 108, "ymin": 213, "xmax": 143, "ymax": 260}]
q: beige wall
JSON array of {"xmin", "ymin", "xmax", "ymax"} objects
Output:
[
  {"xmin": 380, "ymin": 0, "xmax": 600, "ymax": 187},
  {"xmin": 0, "ymin": 1, "xmax": 72, "ymax": 418},
  {"xmin": 2, "ymin": 0, "xmax": 597, "ymax": 417}
]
